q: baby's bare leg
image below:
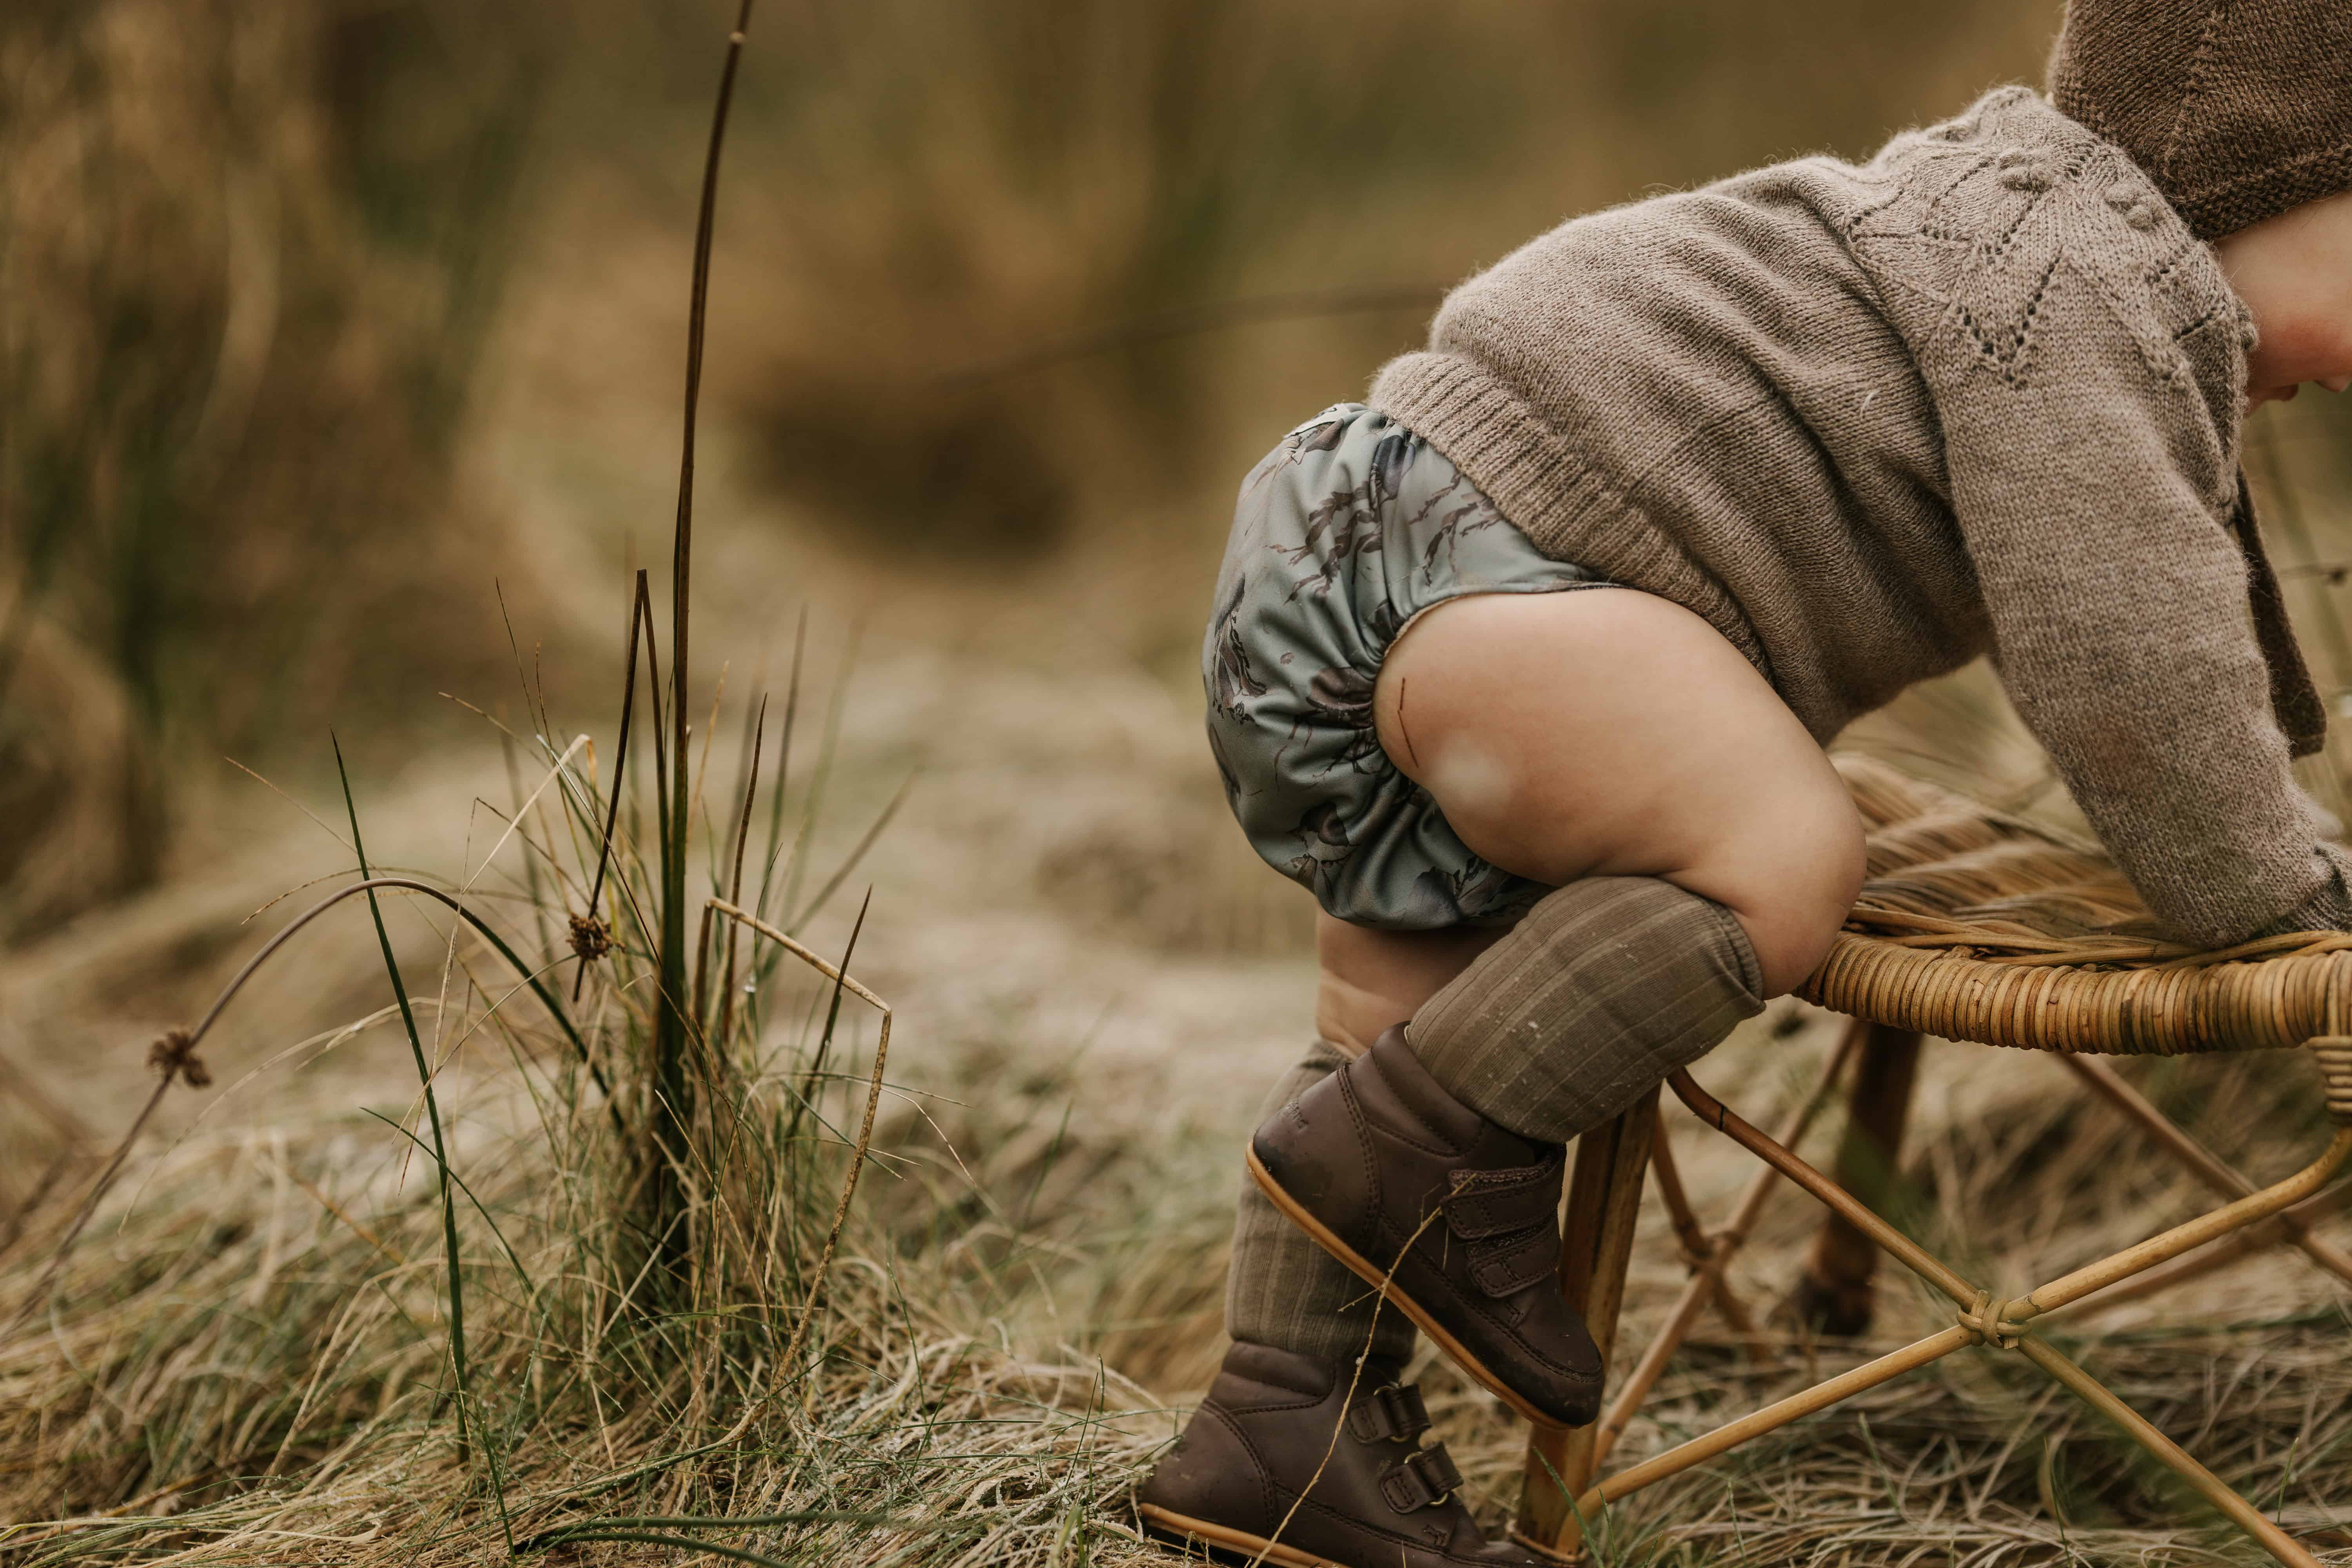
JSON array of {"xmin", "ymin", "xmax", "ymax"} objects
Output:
[
  {"xmin": 1311, "ymin": 587, "xmax": 1859, "ymax": 1058},
  {"xmin": 1374, "ymin": 588, "xmax": 1862, "ymax": 996},
  {"xmin": 1314, "ymin": 916, "xmax": 1508, "ymax": 1057},
  {"xmin": 1252, "ymin": 586, "xmax": 1852, "ymax": 1412}
]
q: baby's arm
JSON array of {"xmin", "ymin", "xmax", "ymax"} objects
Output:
[{"xmin": 1935, "ymin": 256, "xmax": 2352, "ymax": 946}]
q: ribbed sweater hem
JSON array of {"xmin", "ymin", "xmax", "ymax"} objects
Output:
[{"xmin": 1366, "ymin": 350, "xmax": 1772, "ymax": 679}]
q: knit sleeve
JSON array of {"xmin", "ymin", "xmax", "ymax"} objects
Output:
[{"xmin": 1922, "ymin": 197, "xmax": 2351, "ymax": 945}]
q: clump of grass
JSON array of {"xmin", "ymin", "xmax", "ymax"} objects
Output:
[
  {"xmin": 0, "ymin": 1014, "xmax": 1188, "ymax": 1566},
  {"xmin": 0, "ymin": 8, "xmax": 1192, "ymax": 1562}
]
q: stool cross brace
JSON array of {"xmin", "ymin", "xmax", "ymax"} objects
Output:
[{"xmin": 1515, "ymin": 1025, "xmax": 2352, "ymax": 1568}]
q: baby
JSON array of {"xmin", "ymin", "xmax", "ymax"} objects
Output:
[{"xmin": 1136, "ymin": 2, "xmax": 2352, "ymax": 1565}]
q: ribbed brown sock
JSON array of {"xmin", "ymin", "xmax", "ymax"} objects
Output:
[
  {"xmin": 1407, "ymin": 876, "xmax": 1764, "ymax": 1145},
  {"xmin": 1225, "ymin": 1040, "xmax": 1418, "ymax": 1365}
]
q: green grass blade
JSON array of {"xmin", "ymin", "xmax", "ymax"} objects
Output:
[{"xmin": 332, "ymin": 737, "xmax": 482, "ymax": 1507}]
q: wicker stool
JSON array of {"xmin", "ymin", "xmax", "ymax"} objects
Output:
[{"xmin": 1516, "ymin": 755, "xmax": 2352, "ymax": 1568}]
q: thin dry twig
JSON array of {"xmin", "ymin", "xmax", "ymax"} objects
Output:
[
  {"xmin": 575, "ymin": 569, "xmax": 654, "ymax": 998},
  {"xmin": 714, "ymin": 697, "xmax": 768, "ymax": 1044}
]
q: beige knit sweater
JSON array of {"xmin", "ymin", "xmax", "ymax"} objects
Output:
[{"xmin": 1369, "ymin": 86, "xmax": 2351, "ymax": 948}]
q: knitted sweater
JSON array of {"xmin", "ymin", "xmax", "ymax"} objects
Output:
[{"xmin": 1368, "ymin": 85, "xmax": 2352, "ymax": 949}]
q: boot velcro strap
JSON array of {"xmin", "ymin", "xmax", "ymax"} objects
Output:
[
  {"xmin": 1441, "ymin": 1156, "xmax": 1564, "ymax": 1239},
  {"xmin": 1379, "ymin": 1444, "xmax": 1464, "ymax": 1512},
  {"xmin": 1346, "ymin": 1381, "xmax": 1431, "ymax": 1444},
  {"xmin": 1468, "ymin": 1229, "xmax": 1557, "ymax": 1296}
]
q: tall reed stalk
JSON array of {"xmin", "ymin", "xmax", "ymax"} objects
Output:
[{"xmin": 644, "ymin": 0, "xmax": 759, "ymax": 1285}]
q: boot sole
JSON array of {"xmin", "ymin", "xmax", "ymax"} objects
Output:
[
  {"xmin": 1135, "ymin": 1502, "xmax": 1343, "ymax": 1568},
  {"xmin": 1246, "ymin": 1145, "xmax": 1581, "ymax": 1431}
]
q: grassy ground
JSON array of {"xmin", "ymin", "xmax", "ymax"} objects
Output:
[
  {"xmin": 5, "ymin": 629, "xmax": 2351, "ymax": 1566},
  {"xmin": 8, "ymin": 4, "xmax": 2352, "ymax": 1564}
]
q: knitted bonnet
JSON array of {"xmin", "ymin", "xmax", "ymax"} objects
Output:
[{"xmin": 2049, "ymin": 0, "xmax": 2352, "ymax": 240}]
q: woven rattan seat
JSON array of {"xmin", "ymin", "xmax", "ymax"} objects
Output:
[
  {"xmin": 1515, "ymin": 755, "xmax": 2352, "ymax": 1567},
  {"xmin": 1810, "ymin": 757, "xmax": 2352, "ymax": 1057}
]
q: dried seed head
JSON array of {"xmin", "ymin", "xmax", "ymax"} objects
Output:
[
  {"xmin": 569, "ymin": 912, "xmax": 614, "ymax": 962},
  {"xmin": 148, "ymin": 1028, "xmax": 211, "ymax": 1089}
]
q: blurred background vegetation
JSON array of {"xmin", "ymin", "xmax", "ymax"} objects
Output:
[
  {"xmin": 5, "ymin": 0, "xmax": 2350, "ymax": 947},
  {"xmin": 11, "ymin": 6, "xmax": 2352, "ymax": 1553}
]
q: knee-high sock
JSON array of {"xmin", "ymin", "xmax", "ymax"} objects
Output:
[
  {"xmin": 1225, "ymin": 1040, "xmax": 1417, "ymax": 1363},
  {"xmin": 1408, "ymin": 876, "xmax": 1764, "ymax": 1145}
]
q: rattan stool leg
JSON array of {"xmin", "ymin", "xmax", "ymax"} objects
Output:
[
  {"xmin": 1515, "ymin": 1090, "xmax": 1658, "ymax": 1561},
  {"xmin": 1602, "ymin": 1071, "xmax": 2352, "ymax": 1568},
  {"xmin": 1644, "ymin": 1132, "xmax": 1764, "ymax": 1351},
  {"xmin": 1794, "ymin": 1025, "xmax": 1923, "ymax": 1334},
  {"xmin": 1588, "ymin": 1025, "xmax": 1864, "ymax": 1470},
  {"xmin": 2066, "ymin": 1183, "xmax": 2352, "ymax": 1314},
  {"xmin": 2056, "ymin": 1053, "xmax": 2352, "ymax": 1290},
  {"xmin": 2018, "ymin": 1337, "xmax": 2324, "ymax": 1568}
]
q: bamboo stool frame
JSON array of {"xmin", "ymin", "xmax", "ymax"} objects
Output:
[{"xmin": 1513, "ymin": 759, "xmax": 2352, "ymax": 1568}]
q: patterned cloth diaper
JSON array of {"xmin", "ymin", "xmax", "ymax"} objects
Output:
[{"xmin": 1201, "ymin": 403, "xmax": 1611, "ymax": 930}]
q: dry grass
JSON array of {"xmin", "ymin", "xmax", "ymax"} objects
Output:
[
  {"xmin": 1550, "ymin": 1033, "xmax": 2352, "ymax": 1567},
  {"xmin": 0, "ymin": 998, "xmax": 1185, "ymax": 1566},
  {"xmin": 10, "ymin": 4, "xmax": 2352, "ymax": 1566},
  {"xmin": 13, "ymin": 929, "xmax": 2349, "ymax": 1567}
]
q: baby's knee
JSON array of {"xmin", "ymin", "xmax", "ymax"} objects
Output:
[
  {"xmin": 1694, "ymin": 791, "xmax": 1864, "ymax": 997},
  {"xmin": 1716, "ymin": 842, "xmax": 1864, "ymax": 997},
  {"xmin": 1720, "ymin": 897, "xmax": 1845, "ymax": 998}
]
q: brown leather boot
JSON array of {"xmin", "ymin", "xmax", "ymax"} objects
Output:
[
  {"xmin": 1133, "ymin": 1340, "xmax": 1537, "ymax": 1568},
  {"xmin": 1246, "ymin": 1029, "xmax": 1602, "ymax": 1428}
]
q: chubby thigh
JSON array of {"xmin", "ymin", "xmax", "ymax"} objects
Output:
[{"xmin": 1315, "ymin": 588, "xmax": 1862, "ymax": 1053}]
